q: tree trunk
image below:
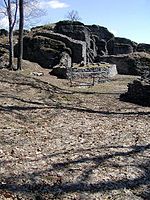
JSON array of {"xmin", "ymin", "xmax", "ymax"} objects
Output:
[
  {"xmin": 17, "ymin": 0, "xmax": 24, "ymax": 70},
  {"xmin": 8, "ymin": 0, "xmax": 14, "ymax": 69},
  {"xmin": 8, "ymin": 26, "xmax": 14, "ymax": 69}
]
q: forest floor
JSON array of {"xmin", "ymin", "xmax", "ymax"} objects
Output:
[{"xmin": 0, "ymin": 61, "xmax": 150, "ymax": 200}]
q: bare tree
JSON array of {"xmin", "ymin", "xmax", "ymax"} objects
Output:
[
  {"xmin": 17, "ymin": 0, "xmax": 24, "ymax": 70},
  {"xmin": 21, "ymin": 0, "xmax": 45, "ymax": 28},
  {"xmin": 0, "ymin": 0, "xmax": 45, "ymax": 70},
  {"xmin": 66, "ymin": 10, "xmax": 81, "ymax": 22},
  {"xmin": 2, "ymin": 0, "xmax": 18, "ymax": 69}
]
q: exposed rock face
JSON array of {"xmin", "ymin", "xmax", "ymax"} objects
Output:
[
  {"xmin": 114, "ymin": 43, "xmax": 133, "ymax": 55},
  {"xmin": 22, "ymin": 35, "xmax": 67, "ymax": 68},
  {"xmin": 54, "ymin": 21, "xmax": 88, "ymax": 41},
  {"xmin": 107, "ymin": 37, "xmax": 137, "ymax": 55},
  {"xmin": 96, "ymin": 52, "xmax": 150, "ymax": 75},
  {"xmin": 22, "ymin": 31, "xmax": 86, "ymax": 68},
  {"xmin": 86, "ymin": 25, "xmax": 114, "ymax": 56},
  {"xmin": 120, "ymin": 65, "xmax": 150, "ymax": 106},
  {"xmin": 12, "ymin": 20, "xmax": 150, "ymax": 77},
  {"xmin": 87, "ymin": 25, "xmax": 114, "ymax": 41},
  {"xmin": 36, "ymin": 31, "xmax": 87, "ymax": 64},
  {"xmin": 137, "ymin": 43, "xmax": 150, "ymax": 54},
  {"xmin": 54, "ymin": 21, "xmax": 97, "ymax": 63},
  {"xmin": 95, "ymin": 39, "xmax": 107, "ymax": 56}
]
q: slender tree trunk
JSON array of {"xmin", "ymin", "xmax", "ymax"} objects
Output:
[
  {"xmin": 17, "ymin": 0, "xmax": 24, "ymax": 70},
  {"xmin": 8, "ymin": 26, "xmax": 14, "ymax": 69},
  {"xmin": 8, "ymin": 0, "xmax": 14, "ymax": 69}
]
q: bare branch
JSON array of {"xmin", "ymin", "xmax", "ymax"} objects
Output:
[
  {"xmin": 11, "ymin": 0, "xmax": 18, "ymax": 29},
  {"xmin": 0, "ymin": 7, "xmax": 7, "ymax": 16},
  {"xmin": 3, "ymin": 0, "xmax": 8, "ymax": 7},
  {"xmin": 66, "ymin": 10, "xmax": 81, "ymax": 22}
]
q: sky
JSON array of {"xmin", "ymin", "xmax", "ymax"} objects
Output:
[{"xmin": 0, "ymin": 0, "xmax": 150, "ymax": 44}]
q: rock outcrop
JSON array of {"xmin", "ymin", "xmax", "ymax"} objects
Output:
[
  {"xmin": 86, "ymin": 25, "xmax": 114, "ymax": 56},
  {"xmin": 22, "ymin": 35, "xmax": 67, "ymax": 68},
  {"xmin": 120, "ymin": 79, "xmax": 150, "ymax": 106},
  {"xmin": 1, "ymin": 20, "xmax": 150, "ymax": 77},
  {"xmin": 107, "ymin": 37, "xmax": 137, "ymax": 55},
  {"xmin": 96, "ymin": 52, "xmax": 150, "ymax": 75},
  {"xmin": 24, "ymin": 21, "xmax": 150, "ymax": 76},
  {"xmin": 137, "ymin": 43, "xmax": 150, "ymax": 54},
  {"xmin": 21, "ymin": 31, "xmax": 86, "ymax": 68},
  {"xmin": 120, "ymin": 65, "xmax": 150, "ymax": 106},
  {"xmin": 54, "ymin": 21, "xmax": 97, "ymax": 63}
]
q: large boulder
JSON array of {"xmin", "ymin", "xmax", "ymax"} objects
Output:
[
  {"xmin": 21, "ymin": 34, "xmax": 69, "ymax": 68},
  {"xmin": 35, "ymin": 31, "xmax": 87, "ymax": 64},
  {"xmin": 50, "ymin": 52, "xmax": 71, "ymax": 78},
  {"xmin": 96, "ymin": 52, "xmax": 150, "ymax": 75},
  {"xmin": 120, "ymin": 79, "xmax": 150, "ymax": 106}
]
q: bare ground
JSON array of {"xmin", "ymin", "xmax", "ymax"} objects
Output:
[{"xmin": 0, "ymin": 62, "xmax": 150, "ymax": 200}]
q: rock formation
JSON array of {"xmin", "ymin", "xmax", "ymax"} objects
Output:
[
  {"xmin": 137, "ymin": 43, "xmax": 150, "ymax": 54},
  {"xmin": 120, "ymin": 80, "xmax": 150, "ymax": 106},
  {"xmin": 22, "ymin": 21, "xmax": 150, "ymax": 76},
  {"xmin": 107, "ymin": 37, "xmax": 137, "ymax": 55},
  {"xmin": 1, "ymin": 20, "xmax": 150, "ymax": 77},
  {"xmin": 96, "ymin": 52, "xmax": 150, "ymax": 75},
  {"xmin": 120, "ymin": 66, "xmax": 150, "ymax": 106}
]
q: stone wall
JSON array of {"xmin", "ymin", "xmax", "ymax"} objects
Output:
[{"xmin": 51, "ymin": 63, "xmax": 117, "ymax": 79}]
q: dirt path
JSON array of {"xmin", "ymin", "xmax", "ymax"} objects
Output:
[{"xmin": 0, "ymin": 66, "xmax": 150, "ymax": 199}]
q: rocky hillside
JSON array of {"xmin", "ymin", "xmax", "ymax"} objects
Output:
[
  {"xmin": 0, "ymin": 23, "xmax": 150, "ymax": 199},
  {"xmin": 1, "ymin": 20, "xmax": 150, "ymax": 75}
]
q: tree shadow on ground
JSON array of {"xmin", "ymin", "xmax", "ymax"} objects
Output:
[
  {"xmin": 1, "ymin": 71, "xmax": 150, "ymax": 117},
  {"xmin": 0, "ymin": 144, "xmax": 149, "ymax": 199},
  {"xmin": 0, "ymin": 71, "xmax": 150, "ymax": 198},
  {"xmin": 0, "ymin": 103, "xmax": 150, "ymax": 117}
]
